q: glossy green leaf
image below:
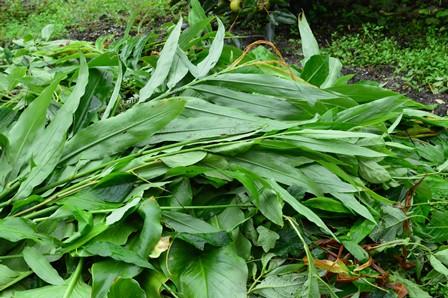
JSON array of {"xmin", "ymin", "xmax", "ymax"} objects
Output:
[{"xmin": 167, "ymin": 241, "xmax": 248, "ymax": 297}]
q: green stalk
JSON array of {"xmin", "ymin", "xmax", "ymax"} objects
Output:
[{"xmin": 63, "ymin": 258, "xmax": 84, "ymax": 298}]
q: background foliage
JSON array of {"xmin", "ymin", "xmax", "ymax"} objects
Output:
[{"xmin": 0, "ymin": 0, "xmax": 448, "ymax": 297}]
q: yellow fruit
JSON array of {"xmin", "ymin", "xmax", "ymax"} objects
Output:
[{"xmin": 230, "ymin": 0, "xmax": 241, "ymax": 13}]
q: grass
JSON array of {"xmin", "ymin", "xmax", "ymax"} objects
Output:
[{"xmin": 0, "ymin": 0, "xmax": 181, "ymax": 42}]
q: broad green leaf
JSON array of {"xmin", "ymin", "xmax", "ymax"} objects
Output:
[
  {"xmin": 370, "ymin": 206, "xmax": 406, "ymax": 242},
  {"xmin": 350, "ymin": 218, "xmax": 377, "ymax": 244},
  {"xmin": 22, "ymin": 246, "xmax": 64, "ymax": 285},
  {"xmin": 91, "ymin": 260, "xmax": 141, "ymax": 298},
  {"xmin": 167, "ymin": 241, "xmax": 247, "ymax": 298},
  {"xmin": 0, "ymin": 264, "xmax": 32, "ymax": 292},
  {"xmin": 146, "ymin": 116, "xmax": 260, "ymax": 144},
  {"xmin": 91, "ymin": 172, "xmax": 136, "ymax": 203},
  {"xmin": 326, "ymin": 84, "xmax": 400, "ymax": 104},
  {"xmin": 61, "ymin": 98, "xmax": 185, "ymax": 164},
  {"xmin": 13, "ymin": 55, "xmax": 89, "ymax": 200},
  {"xmin": 139, "ymin": 19, "xmax": 183, "ymax": 102},
  {"xmin": 332, "ymin": 192, "xmax": 375, "ymax": 223},
  {"xmin": 258, "ymin": 188, "xmax": 284, "ymax": 226},
  {"xmin": 196, "ymin": 18, "xmax": 225, "ymax": 78},
  {"xmin": 270, "ymin": 180, "xmax": 336, "ymax": 238},
  {"xmin": 108, "ymin": 278, "xmax": 146, "ymax": 298},
  {"xmin": 298, "ymin": 13, "xmax": 319, "ymax": 64},
  {"xmin": 130, "ymin": 199, "xmax": 162, "ymax": 258},
  {"xmin": 166, "ymin": 53, "xmax": 189, "ymax": 89},
  {"xmin": 83, "ymin": 242, "xmax": 153, "ymax": 268}
]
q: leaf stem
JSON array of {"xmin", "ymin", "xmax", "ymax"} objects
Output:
[{"xmin": 63, "ymin": 258, "xmax": 84, "ymax": 298}]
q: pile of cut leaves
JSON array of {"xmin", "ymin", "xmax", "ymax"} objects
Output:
[{"xmin": 1, "ymin": 2, "xmax": 448, "ymax": 297}]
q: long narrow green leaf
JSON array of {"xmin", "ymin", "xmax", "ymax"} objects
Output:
[
  {"xmin": 191, "ymin": 84, "xmax": 308, "ymax": 120},
  {"xmin": 196, "ymin": 18, "xmax": 225, "ymax": 78},
  {"xmin": 298, "ymin": 13, "xmax": 319, "ymax": 64},
  {"xmin": 61, "ymin": 98, "xmax": 185, "ymax": 164},
  {"xmin": 2, "ymin": 74, "xmax": 64, "ymax": 185},
  {"xmin": 272, "ymin": 181, "xmax": 336, "ymax": 238},
  {"xmin": 139, "ymin": 19, "xmax": 183, "ymax": 102},
  {"xmin": 14, "ymin": 55, "xmax": 89, "ymax": 200},
  {"xmin": 205, "ymin": 73, "xmax": 339, "ymax": 106},
  {"xmin": 102, "ymin": 58, "xmax": 123, "ymax": 119}
]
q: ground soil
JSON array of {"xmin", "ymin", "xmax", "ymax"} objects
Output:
[{"xmin": 68, "ymin": 12, "xmax": 448, "ymax": 117}]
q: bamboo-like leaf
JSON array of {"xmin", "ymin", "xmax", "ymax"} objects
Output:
[
  {"xmin": 298, "ymin": 13, "xmax": 320, "ymax": 64},
  {"xmin": 191, "ymin": 84, "xmax": 307, "ymax": 120},
  {"xmin": 2, "ymin": 74, "xmax": 64, "ymax": 185},
  {"xmin": 335, "ymin": 95, "xmax": 408, "ymax": 125},
  {"xmin": 196, "ymin": 18, "xmax": 225, "ymax": 78},
  {"xmin": 0, "ymin": 264, "xmax": 32, "ymax": 292},
  {"xmin": 205, "ymin": 73, "xmax": 339, "ymax": 106},
  {"xmin": 103, "ymin": 58, "xmax": 123, "ymax": 120},
  {"xmin": 272, "ymin": 180, "xmax": 336, "ymax": 238},
  {"xmin": 61, "ymin": 98, "xmax": 185, "ymax": 164},
  {"xmin": 139, "ymin": 19, "xmax": 183, "ymax": 103},
  {"xmin": 14, "ymin": 55, "xmax": 89, "ymax": 200}
]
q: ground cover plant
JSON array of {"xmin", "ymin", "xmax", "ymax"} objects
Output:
[
  {"xmin": 0, "ymin": 0, "xmax": 179, "ymax": 41},
  {"xmin": 1, "ymin": 1, "xmax": 448, "ymax": 296}
]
